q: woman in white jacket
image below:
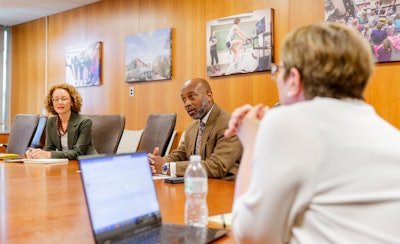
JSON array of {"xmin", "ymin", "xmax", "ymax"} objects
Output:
[{"xmin": 225, "ymin": 22, "xmax": 400, "ymax": 244}]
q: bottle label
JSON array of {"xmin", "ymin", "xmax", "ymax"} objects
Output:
[{"xmin": 185, "ymin": 177, "xmax": 207, "ymax": 193}]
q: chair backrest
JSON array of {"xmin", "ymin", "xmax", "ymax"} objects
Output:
[
  {"xmin": 30, "ymin": 116, "xmax": 47, "ymax": 148},
  {"xmin": 85, "ymin": 114, "xmax": 125, "ymax": 154},
  {"xmin": 7, "ymin": 114, "xmax": 39, "ymax": 154},
  {"xmin": 116, "ymin": 129, "xmax": 144, "ymax": 154},
  {"xmin": 137, "ymin": 113, "xmax": 176, "ymax": 157}
]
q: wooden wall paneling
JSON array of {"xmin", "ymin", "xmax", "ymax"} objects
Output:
[
  {"xmin": 11, "ymin": 18, "xmax": 47, "ymax": 121},
  {"xmin": 288, "ymin": 0, "xmax": 325, "ymax": 30},
  {"xmin": 0, "ymin": 133, "xmax": 8, "ymax": 145},
  {"xmin": 365, "ymin": 63, "xmax": 400, "ymax": 128},
  {"xmin": 10, "ymin": 0, "xmax": 400, "ymax": 135},
  {"xmin": 172, "ymin": 0, "xmax": 207, "ymax": 129},
  {"xmin": 47, "ymin": 0, "xmax": 143, "ymax": 127},
  {"xmin": 112, "ymin": 1, "xmax": 152, "ymax": 130}
]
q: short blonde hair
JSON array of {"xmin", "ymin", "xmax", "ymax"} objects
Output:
[
  {"xmin": 281, "ymin": 22, "xmax": 374, "ymax": 100},
  {"xmin": 45, "ymin": 83, "xmax": 83, "ymax": 115}
]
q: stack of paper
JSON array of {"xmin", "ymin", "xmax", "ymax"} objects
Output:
[
  {"xmin": 208, "ymin": 212, "xmax": 232, "ymax": 228},
  {"xmin": 24, "ymin": 158, "xmax": 68, "ymax": 164}
]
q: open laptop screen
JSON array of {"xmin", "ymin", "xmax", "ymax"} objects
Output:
[{"xmin": 79, "ymin": 153, "xmax": 161, "ymax": 238}]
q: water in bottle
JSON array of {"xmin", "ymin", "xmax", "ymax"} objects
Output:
[{"xmin": 184, "ymin": 155, "xmax": 208, "ymax": 227}]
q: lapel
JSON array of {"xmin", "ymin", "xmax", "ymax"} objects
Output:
[
  {"xmin": 49, "ymin": 115, "xmax": 62, "ymax": 150},
  {"xmin": 202, "ymin": 104, "xmax": 220, "ymax": 141},
  {"xmin": 67, "ymin": 112, "xmax": 80, "ymax": 149},
  {"xmin": 186, "ymin": 104, "xmax": 222, "ymax": 156}
]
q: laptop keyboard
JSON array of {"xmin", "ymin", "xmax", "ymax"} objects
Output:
[{"xmin": 115, "ymin": 224, "xmax": 212, "ymax": 244}]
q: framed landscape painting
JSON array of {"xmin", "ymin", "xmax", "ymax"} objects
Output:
[
  {"xmin": 125, "ymin": 27, "xmax": 172, "ymax": 82},
  {"xmin": 325, "ymin": 0, "xmax": 400, "ymax": 63},
  {"xmin": 66, "ymin": 41, "xmax": 102, "ymax": 87},
  {"xmin": 206, "ymin": 8, "xmax": 274, "ymax": 77}
]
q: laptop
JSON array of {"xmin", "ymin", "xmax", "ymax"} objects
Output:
[{"xmin": 78, "ymin": 152, "xmax": 229, "ymax": 244}]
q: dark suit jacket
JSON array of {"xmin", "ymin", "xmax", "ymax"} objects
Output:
[
  {"xmin": 163, "ymin": 104, "xmax": 243, "ymax": 180},
  {"xmin": 44, "ymin": 112, "xmax": 97, "ymax": 159}
]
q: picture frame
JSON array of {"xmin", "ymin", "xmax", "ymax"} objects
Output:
[
  {"xmin": 325, "ymin": 0, "xmax": 400, "ymax": 63},
  {"xmin": 125, "ymin": 27, "xmax": 172, "ymax": 82},
  {"xmin": 206, "ymin": 8, "xmax": 274, "ymax": 77},
  {"xmin": 65, "ymin": 41, "xmax": 102, "ymax": 87}
]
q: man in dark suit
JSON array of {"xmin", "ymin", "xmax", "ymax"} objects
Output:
[{"xmin": 148, "ymin": 78, "xmax": 242, "ymax": 180}]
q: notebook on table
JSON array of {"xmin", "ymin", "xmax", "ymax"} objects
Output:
[
  {"xmin": 0, "ymin": 153, "xmax": 20, "ymax": 159},
  {"xmin": 78, "ymin": 152, "xmax": 229, "ymax": 244},
  {"xmin": 4, "ymin": 158, "xmax": 68, "ymax": 164}
]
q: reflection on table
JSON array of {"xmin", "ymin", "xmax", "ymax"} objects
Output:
[{"xmin": 0, "ymin": 160, "xmax": 235, "ymax": 243}]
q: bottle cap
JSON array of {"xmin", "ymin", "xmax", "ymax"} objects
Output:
[{"xmin": 190, "ymin": 155, "xmax": 201, "ymax": 162}]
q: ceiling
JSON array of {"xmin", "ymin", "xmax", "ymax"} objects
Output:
[{"xmin": 0, "ymin": 0, "xmax": 102, "ymax": 26}]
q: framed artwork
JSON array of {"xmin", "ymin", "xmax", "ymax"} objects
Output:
[
  {"xmin": 206, "ymin": 8, "xmax": 274, "ymax": 77},
  {"xmin": 125, "ymin": 27, "xmax": 172, "ymax": 82},
  {"xmin": 66, "ymin": 41, "xmax": 102, "ymax": 87},
  {"xmin": 325, "ymin": 0, "xmax": 400, "ymax": 63}
]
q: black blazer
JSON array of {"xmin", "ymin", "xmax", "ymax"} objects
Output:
[{"xmin": 44, "ymin": 112, "xmax": 97, "ymax": 159}]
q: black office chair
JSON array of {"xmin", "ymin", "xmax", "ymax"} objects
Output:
[
  {"xmin": 85, "ymin": 114, "xmax": 126, "ymax": 154},
  {"xmin": 137, "ymin": 113, "xmax": 176, "ymax": 157},
  {"xmin": 0, "ymin": 114, "xmax": 39, "ymax": 155}
]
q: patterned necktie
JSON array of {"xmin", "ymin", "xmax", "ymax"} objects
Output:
[{"xmin": 195, "ymin": 121, "xmax": 205, "ymax": 155}]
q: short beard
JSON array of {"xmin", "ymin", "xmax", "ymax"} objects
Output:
[{"xmin": 193, "ymin": 99, "xmax": 210, "ymax": 120}]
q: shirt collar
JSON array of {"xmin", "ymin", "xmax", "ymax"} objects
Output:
[{"xmin": 199, "ymin": 104, "xmax": 214, "ymax": 125}]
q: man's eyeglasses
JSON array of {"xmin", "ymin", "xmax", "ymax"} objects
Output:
[
  {"xmin": 270, "ymin": 63, "xmax": 284, "ymax": 80},
  {"xmin": 51, "ymin": 98, "xmax": 70, "ymax": 103}
]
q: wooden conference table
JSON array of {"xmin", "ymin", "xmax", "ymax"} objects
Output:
[{"xmin": 0, "ymin": 160, "xmax": 236, "ymax": 243}]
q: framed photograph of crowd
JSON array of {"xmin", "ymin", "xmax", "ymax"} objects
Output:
[
  {"xmin": 65, "ymin": 41, "xmax": 102, "ymax": 87},
  {"xmin": 206, "ymin": 8, "xmax": 274, "ymax": 77},
  {"xmin": 325, "ymin": 0, "xmax": 400, "ymax": 63},
  {"xmin": 125, "ymin": 27, "xmax": 172, "ymax": 82}
]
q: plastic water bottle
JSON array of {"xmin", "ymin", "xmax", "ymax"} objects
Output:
[{"xmin": 184, "ymin": 155, "xmax": 208, "ymax": 227}]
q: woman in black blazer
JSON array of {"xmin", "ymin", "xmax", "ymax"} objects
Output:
[{"xmin": 25, "ymin": 83, "xmax": 97, "ymax": 159}]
